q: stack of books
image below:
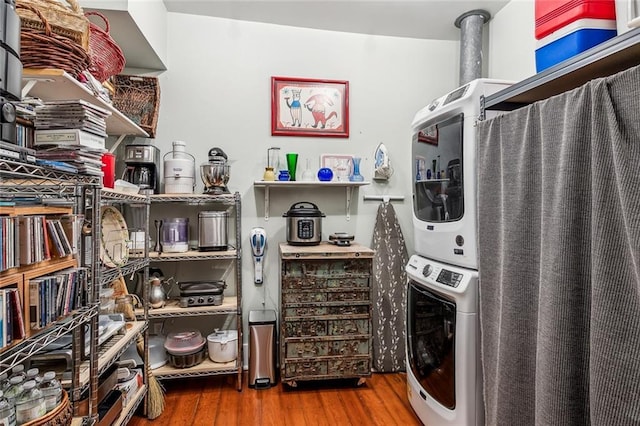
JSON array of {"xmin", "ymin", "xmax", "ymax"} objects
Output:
[{"xmin": 32, "ymin": 100, "xmax": 111, "ymax": 176}]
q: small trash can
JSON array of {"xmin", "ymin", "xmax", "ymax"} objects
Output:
[{"xmin": 248, "ymin": 309, "xmax": 277, "ymax": 389}]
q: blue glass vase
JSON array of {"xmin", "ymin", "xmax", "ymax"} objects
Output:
[
  {"xmin": 278, "ymin": 170, "xmax": 290, "ymax": 181},
  {"xmin": 317, "ymin": 167, "xmax": 333, "ymax": 182},
  {"xmin": 349, "ymin": 157, "xmax": 364, "ymax": 182}
]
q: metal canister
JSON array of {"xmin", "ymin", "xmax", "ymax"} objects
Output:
[{"xmin": 198, "ymin": 211, "xmax": 228, "ymax": 251}]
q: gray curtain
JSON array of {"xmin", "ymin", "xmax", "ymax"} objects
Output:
[
  {"xmin": 371, "ymin": 201, "xmax": 408, "ymax": 372},
  {"xmin": 476, "ymin": 65, "xmax": 640, "ymax": 425}
]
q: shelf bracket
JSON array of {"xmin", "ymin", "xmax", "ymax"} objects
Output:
[
  {"xmin": 264, "ymin": 186, "xmax": 270, "ymax": 221},
  {"xmin": 346, "ymin": 186, "xmax": 353, "ymax": 221},
  {"xmin": 110, "ymin": 135, "xmax": 127, "ymax": 154},
  {"xmin": 21, "ymin": 79, "xmax": 38, "ymax": 99}
]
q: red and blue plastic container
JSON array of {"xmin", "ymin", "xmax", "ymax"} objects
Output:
[{"xmin": 535, "ymin": 0, "xmax": 618, "ymax": 71}]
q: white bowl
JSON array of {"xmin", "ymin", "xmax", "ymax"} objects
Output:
[
  {"xmin": 114, "ymin": 179, "xmax": 140, "ymax": 194},
  {"xmin": 207, "ymin": 330, "xmax": 238, "ymax": 363}
]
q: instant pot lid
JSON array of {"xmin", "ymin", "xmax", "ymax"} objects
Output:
[{"xmin": 283, "ymin": 201, "xmax": 325, "ymax": 217}]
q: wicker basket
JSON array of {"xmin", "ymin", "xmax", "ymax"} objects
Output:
[
  {"xmin": 85, "ymin": 11, "xmax": 125, "ymax": 83},
  {"xmin": 16, "ymin": 0, "xmax": 90, "ymax": 52},
  {"xmin": 18, "ymin": 3, "xmax": 90, "ymax": 78},
  {"xmin": 112, "ymin": 75, "xmax": 161, "ymax": 138},
  {"xmin": 22, "ymin": 390, "xmax": 72, "ymax": 426}
]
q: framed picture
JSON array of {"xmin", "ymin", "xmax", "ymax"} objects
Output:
[
  {"xmin": 321, "ymin": 154, "xmax": 353, "ymax": 181},
  {"xmin": 271, "ymin": 76, "xmax": 349, "ymax": 138}
]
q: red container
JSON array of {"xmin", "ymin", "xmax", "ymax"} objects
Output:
[
  {"xmin": 101, "ymin": 152, "xmax": 115, "ymax": 188},
  {"xmin": 535, "ymin": 0, "xmax": 617, "ymax": 39}
]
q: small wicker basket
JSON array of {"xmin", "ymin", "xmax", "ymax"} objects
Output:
[
  {"xmin": 22, "ymin": 389, "xmax": 72, "ymax": 426},
  {"xmin": 18, "ymin": 3, "xmax": 90, "ymax": 78},
  {"xmin": 85, "ymin": 11, "xmax": 125, "ymax": 83},
  {"xmin": 112, "ymin": 75, "xmax": 161, "ymax": 138},
  {"xmin": 16, "ymin": 0, "xmax": 90, "ymax": 52}
]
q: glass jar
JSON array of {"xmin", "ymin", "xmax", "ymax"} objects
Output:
[
  {"xmin": 0, "ymin": 390, "xmax": 17, "ymax": 426},
  {"xmin": 25, "ymin": 368, "xmax": 40, "ymax": 385},
  {"xmin": 0, "ymin": 372, "xmax": 8, "ymax": 391},
  {"xmin": 15, "ymin": 380, "xmax": 46, "ymax": 424},
  {"xmin": 8, "ymin": 365, "xmax": 25, "ymax": 382},
  {"xmin": 38, "ymin": 372, "xmax": 62, "ymax": 412},
  {"xmin": 4, "ymin": 377, "xmax": 24, "ymax": 405}
]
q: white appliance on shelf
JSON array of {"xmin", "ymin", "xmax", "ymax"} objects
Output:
[
  {"xmin": 410, "ymin": 78, "xmax": 511, "ymax": 270},
  {"xmin": 164, "ymin": 140, "xmax": 195, "ymax": 194},
  {"xmin": 407, "ymin": 78, "xmax": 512, "ymax": 426}
]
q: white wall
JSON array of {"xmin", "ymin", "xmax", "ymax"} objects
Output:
[
  {"xmin": 146, "ymin": 13, "xmax": 460, "ymax": 333},
  {"xmin": 488, "ymin": 0, "xmax": 537, "ymax": 81}
]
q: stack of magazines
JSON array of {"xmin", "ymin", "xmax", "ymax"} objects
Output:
[{"xmin": 32, "ymin": 100, "xmax": 111, "ymax": 175}]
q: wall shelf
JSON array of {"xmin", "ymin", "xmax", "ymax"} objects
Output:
[
  {"xmin": 253, "ymin": 180, "xmax": 370, "ymax": 221},
  {"xmin": 485, "ymin": 27, "xmax": 640, "ymax": 111},
  {"xmin": 21, "ymin": 68, "xmax": 149, "ymax": 138}
]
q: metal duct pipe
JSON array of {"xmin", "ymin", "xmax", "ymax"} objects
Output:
[{"xmin": 455, "ymin": 10, "xmax": 491, "ymax": 86}]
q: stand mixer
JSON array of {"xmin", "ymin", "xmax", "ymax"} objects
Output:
[{"xmin": 200, "ymin": 147, "xmax": 230, "ymax": 194}]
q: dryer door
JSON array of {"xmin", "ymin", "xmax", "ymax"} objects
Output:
[{"xmin": 407, "ymin": 280, "xmax": 456, "ymax": 409}]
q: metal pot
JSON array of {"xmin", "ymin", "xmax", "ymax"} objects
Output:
[{"xmin": 283, "ymin": 201, "xmax": 324, "ymax": 246}]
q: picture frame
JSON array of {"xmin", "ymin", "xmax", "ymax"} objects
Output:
[
  {"xmin": 271, "ymin": 76, "xmax": 349, "ymax": 138},
  {"xmin": 321, "ymin": 154, "xmax": 354, "ymax": 181}
]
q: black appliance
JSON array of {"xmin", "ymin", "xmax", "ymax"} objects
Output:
[
  {"xmin": 0, "ymin": 0, "xmax": 21, "ymax": 145},
  {"xmin": 122, "ymin": 144, "xmax": 161, "ymax": 194}
]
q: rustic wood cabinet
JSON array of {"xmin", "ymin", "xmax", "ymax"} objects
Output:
[{"xmin": 279, "ymin": 242, "xmax": 374, "ymax": 387}]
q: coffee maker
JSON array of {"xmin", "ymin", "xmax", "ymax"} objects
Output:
[{"xmin": 122, "ymin": 144, "xmax": 160, "ymax": 194}]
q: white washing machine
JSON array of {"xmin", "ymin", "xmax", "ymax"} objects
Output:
[{"xmin": 405, "ymin": 254, "xmax": 482, "ymax": 426}]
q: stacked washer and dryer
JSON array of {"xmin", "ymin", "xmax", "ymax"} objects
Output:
[{"xmin": 405, "ymin": 79, "xmax": 511, "ymax": 426}]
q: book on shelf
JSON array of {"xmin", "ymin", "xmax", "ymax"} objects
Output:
[
  {"xmin": 0, "ymin": 288, "xmax": 24, "ymax": 347},
  {"xmin": 9, "ymin": 288, "xmax": 26, "ymax": 341},
  {"xmin": 53, "ymin": 220, "xmax": 73, "ymax": 256},
  {"xmin": 27, "ymin": 268, "xmax": 87, "ymax": 330},
  {"xmin": 34, "ymin": 128, "xmax": 106, "ymax": 151},
  {"xmin": 18, "ymin": 215, "xmax": 51, "ymax": 266},
  {"xmin": 0, "ymin": 217, "xmax": 19, "ymax": 272},
  {"xmin": 18, "ymin": 216, "xmax": 34, "ymax": 266},
  {"xmin": 0, "ymin": 290, "xmax": 5, "ymax": 347},
  {"xmin": 46, "ymin": 219, "xmax": 65, "ymax": 258},
  {"xmin": 0, "ymin": 288, "xmax": 27, "ymax": 347}
]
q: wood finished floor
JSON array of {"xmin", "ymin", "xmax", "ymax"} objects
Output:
[{"xmin": 127, "ymin": 372, "xmax": 421, "ymax": 426}]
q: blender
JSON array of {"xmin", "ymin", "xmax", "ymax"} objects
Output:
[{"xmin": 200, "ymin": 147, "xmax": 230, "ymax": 194}]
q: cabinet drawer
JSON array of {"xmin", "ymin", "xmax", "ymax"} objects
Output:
[
  {"xmin": 285, "ymin": 338, "xmax": 369, "ymax": 359},
  {"xmin": 284, "ymin": 304, "xmax": 369, "ymax": 317},
  {"xmin": 283, "ymin": 259, "xmax": 371, "ymax": 278},
  {"xmin": 327, "ymin": 290, "xmax": 369, "ymax": 302},
  {"xmin": 330, "ymin": 338, "xmax": 369, "ymax": 357},
  {"xmin": 286, "ymin": 341, "xmax": 330, "ymax": 358},
  {"xmin": 285, "ymin": 318, "xmax": 369, "ymax": 337},
  {"xmin": 285, "ymin": 360, "xmax": 328, "ymax": 377},
  {"xmin": 282, "ymin": 289, "xmax": 369, "ymax": 304},
  {"xmin": 329, "ymin": 319, "xmax": 369, "ymax": 336},
  {"xmin": 328, "ymin": 358, "xmax": 370, "ymax": 376},
  {"xmin": 282, "ymin": 276, "xmax": 370, "ymax": 291}
]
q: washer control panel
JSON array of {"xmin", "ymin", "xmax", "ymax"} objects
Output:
[{"xmin": 419, "ymin": 261, "xmax": 462, "ymax": 288}]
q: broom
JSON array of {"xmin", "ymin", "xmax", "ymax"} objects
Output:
[{"xmin": 113, "ymin": 274, "xmax": 165, "ymax": 419}]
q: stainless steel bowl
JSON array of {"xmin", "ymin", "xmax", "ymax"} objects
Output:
[{"xmin": 200, "ymin": 163, "xmax": 230, "ymax": 192}]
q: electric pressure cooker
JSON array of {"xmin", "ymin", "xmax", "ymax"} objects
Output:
[{"xmin": 283, "ymin": 202, "xmax": 324, "ymax": 245}]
